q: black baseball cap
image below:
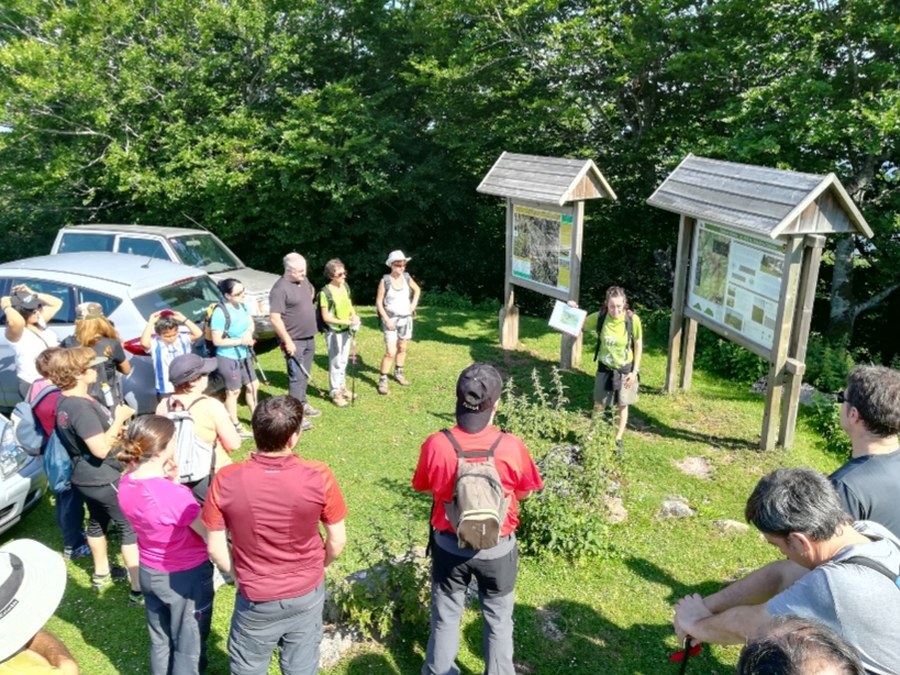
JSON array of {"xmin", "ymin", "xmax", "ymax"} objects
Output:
[
  {"xmin": 455, "ymin": 363, "xmax": 502, "ymax": 433},
  {"xmin": 169, "ymin": 354, "xmax": 217, "ymax": 386}
]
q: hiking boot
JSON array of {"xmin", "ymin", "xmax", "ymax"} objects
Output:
[
  {"xmin": 63, "ymin": 543, "xmax": 91, "ymax": 561},
  {"xmin": 301, "ymin": 418, "xmax": 314, "ymax": 432},
  {"xmin": 377, "ymin": 379, "xmax": 389, "ymax": 395},
  {"xmin": 234, "ymin": 422, "xmax": 253, "ymax": 439},
  {"xmin": 614, "ymin": 439, "xmax": 624, "ymax": 456},
  {"xmin": 332, "ymin": 394, "xmax": 348, "ymax": 408},
  {"xmin": 340, "ymin": 388, "xmax": 357, "ymax": 401},
  {"xmin": 303, "ymin": 403, "xmax": 322, "ymax": 418},
  {"xmin": 394, "ymin": 372, "xmax": 410, "ymax": 386},
  {"xmin": 128, "ymin": 590, "xmax": 145, "ymax": 607},
  {"xmin": 92, "ymin": 565, "xmax": 128, "ymax": 590}
]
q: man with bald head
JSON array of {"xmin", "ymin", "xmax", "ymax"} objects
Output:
[{"xmin": 269, "ymin": 253, "xmax": 321, "ymax": 430}]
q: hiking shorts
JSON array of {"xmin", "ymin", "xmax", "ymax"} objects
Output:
[{"xmin": 217, "ymin": 355, "xmax": 257, "ymax": 392}]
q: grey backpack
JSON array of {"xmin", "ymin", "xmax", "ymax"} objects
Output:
[
  {"xmin": 166, "ymin": 397, "xmax": 217, "ymax": 484},
  {"xmin": 441, "ymin": 429, "xmax": 509, "ymax": 550}
]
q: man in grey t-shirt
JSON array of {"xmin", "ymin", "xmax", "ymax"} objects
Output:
[
  {"xmin": 673, "ymin": 468, "xmax": 900, "ymax": 675},
  {"xmin": 829, "ymin": 365, "xmax": 900, "ymax": 539}
]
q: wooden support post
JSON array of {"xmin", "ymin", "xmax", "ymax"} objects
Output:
[
  {"xmin": 499, "ymin": 199, "xmax": 519, "ymax": 350},
  {"xmin": 560, "ymin": 201, "xmax": 585, "ymax": 370},
  {"xmin": 760, "ymin": 236, "xmax": 805, "ymax": 451},
  {"xmin": 779, "ymin": 235, "xmax": 825, "ymax": 448},
  {"xmin": 666, "ymin": 216, "xmax": 695, "ymax": 392},
  {"xmin": 681, "ymin": 318, "xmax": 698, "ymax": 390}
]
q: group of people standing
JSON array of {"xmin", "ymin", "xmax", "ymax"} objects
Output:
[{"xmin": 269, "ymin": 249, "xmax": 421, "ymax": 418}]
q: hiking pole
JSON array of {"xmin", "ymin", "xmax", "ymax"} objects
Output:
[
  {"xmin": 285, "ymin": 351, "xmax": 328, "ymax": 399},
  {"xmin": 249, "ymin": 347, "xmax": 269, "ymax": 386},
  {"xmin": 349, "ymin": 327, "xmax": 358, "ymax": 406}
]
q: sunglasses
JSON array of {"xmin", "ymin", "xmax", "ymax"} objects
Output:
[
  {"xmin": 335, "ymin": 271, "xmax": 347, "ymax": 278},
  {"xmin": 392, "ymin": 262, "xmax": 406, "ymax": 268},
  {"xmin": 836, "ymin": 391, "xmax": 852, "ymax": 406}
]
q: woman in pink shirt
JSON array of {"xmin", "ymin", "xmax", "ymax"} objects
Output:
[{"xmin": 117, "ymin": 415, "xmax": 214, "ymax": 675}]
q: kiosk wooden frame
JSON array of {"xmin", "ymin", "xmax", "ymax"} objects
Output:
[
  {"xmin": 477, "ymin": 152, "xmax": 617, "ymax": 369},
  {"xmin": 648, "ymin": 154, "xmax": 873, "ymax": 450}
]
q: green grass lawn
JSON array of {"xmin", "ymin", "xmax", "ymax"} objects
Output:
[{"xmin": 4, "ymin": 303, "xmax": 845, "ymax": 674}]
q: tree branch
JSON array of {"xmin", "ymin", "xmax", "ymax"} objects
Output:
[{"xmin": 853, "ymin": 283, "xmax": 900, "ymax": 319}]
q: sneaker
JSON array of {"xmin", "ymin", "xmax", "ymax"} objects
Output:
[
  {"xmin": 234, "ymin": 422, "xmax": 253, "ymax": 439},
  {"xmin": 614, "ymin": 439, "xmax": 624, "ymax": 455},
  {"xmin": 303, "ymin": 403, "xmax": 322, "ymax": 418},
  {"xmin": 377, "ymin": 379, "xmax": 389, "ymax": 395},
  {"xmin": 332, "ymin": 394, "xmax": 348, "ymax": 408},
  {"xmin": 92, "ymin": 565, "xmax": 129, "ymax": 590},
  {"xmin": 394, "ymin": 372, "xmax": 410, "ymax": 387},
  {"xmin": 340, "ymin": 388, "xmax": 357, "ymax": 401},
  {"xmin": 128, "ymin": 590, "xmax": 144, "ymax": 607},
  {"xmin": 63, "ymin": 543, "xmax": 91, "ymax": 561},
  {"xmin": 301, "ymin": 418, "xmax": 314, "ymax": 432}
]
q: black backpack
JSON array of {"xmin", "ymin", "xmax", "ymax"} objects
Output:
[
  {"xmin": 201, "ymin": 302, "xmax": 231, "ymax": 357},
  {"xmin": 316, "ymin": 284, "xmax": 350, "ymax": 333},
  {"xmin": 593, "ymin": 308, "xmax": 634, "ymax": 363},
  {"xmin": 440, "ymin": 429, "xmax": 510, "ymax": 551}
]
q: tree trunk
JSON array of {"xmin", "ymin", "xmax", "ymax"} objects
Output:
[{"xmin": 826, "ymin": 234, "xmax": 855, "ymax": 343}]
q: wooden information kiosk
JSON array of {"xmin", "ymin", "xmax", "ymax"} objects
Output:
[
  {"xmin": 648, "ymin": 155, "xmax": 873, "ymax": 450},
  {"xmin": 477, "ymin": 152, "xmax": 617, "ymax": 369}
]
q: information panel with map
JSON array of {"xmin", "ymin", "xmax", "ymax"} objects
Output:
[
  {"xmin": 688, "ymin": 221, "xmax": 786, "ymax": 352},
  {"xmin": 511, "ymin": 203, "xmax": 575, "ymax": 294}
]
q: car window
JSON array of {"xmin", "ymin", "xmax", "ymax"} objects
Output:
[
  {"xmin": 76, "ymin": 289, "xmax": 122, "ymax": 319},
  {"xmin": 57, "ymin": 233, "xmax": 115, "ymax": 254},
  {"xmin": 168, "ymin": 234, "xmax": 242, "ymax": 274},
  {"xmin": 118, "ymin": 237, "xmax": 169, "ymax": 261},
  {"xmin": 132, "ymin": 276, "xmax": 222, "ymax": 324},
  {"xmin": 5, "ymin": 279, "xmax": 74, "ymax": 323}
]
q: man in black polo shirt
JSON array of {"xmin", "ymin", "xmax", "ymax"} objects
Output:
[{"xmin": 269, "ymin": 252, "xmax": 321, "ymax": 429}]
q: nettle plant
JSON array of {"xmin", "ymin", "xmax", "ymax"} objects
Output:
[{"xmin": 497, "ymin": 369, "xmax": 616, "ymax": 559}]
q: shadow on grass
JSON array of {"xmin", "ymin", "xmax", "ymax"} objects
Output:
[{"xmin": 633, "ymin": 407, "xmax": 760, "ymax": 452}]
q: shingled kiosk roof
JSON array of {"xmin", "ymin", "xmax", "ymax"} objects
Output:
[
  {"xmin": 477, "ymin": 152, "xmax": 616, "ymax": 206},
  {"xmin": 647, "ymin": 154, "xmax": 872, "ymax": 239}
]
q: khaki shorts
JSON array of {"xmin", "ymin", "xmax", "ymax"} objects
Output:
[{"xmin": 594, "ymin": 369, "xmax": 639, "ymax": 407}]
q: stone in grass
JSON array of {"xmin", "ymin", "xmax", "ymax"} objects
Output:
[
  {"xmin": 674, "ymin": 456, "xmax": 713, "ymax": 480},
  {"xmin": 713, "ymin": 519, "xmax": 750, "ymax": 535},
  {"xmin": 537, "ymin": 606, "xmax": 566, "ymax": 641},
  {"xmin": 603, "ymin": 495, "xmax": 628, "ymax": 524},
  {"xmin": 659, "ymin": 496, "xmax": 696, "ymax": 519},
  {"xmin": 319, "ymin": 625, "xmax": 363, "ymax": 669}
]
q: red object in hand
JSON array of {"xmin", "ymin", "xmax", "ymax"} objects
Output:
[{"xmin": 669, "ymin": 643, "xmax": 702, "ymax": 662}]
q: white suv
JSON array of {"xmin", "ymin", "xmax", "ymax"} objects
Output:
[
  {"xmin": 0, "ymin": 253, "xmax": 223, "ymax": 414},
  {"xmin": 51, "ymin": 224, "xmax": 279, "ymax": 337}
]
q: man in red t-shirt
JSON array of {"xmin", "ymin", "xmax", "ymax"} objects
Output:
[
  {"xmin": 202, "ymin": 396, "xmax": 347, "ymax": 675},
  {"xmin": 413, "ymin": 363, "xmax": 543, "ymax": 675}
]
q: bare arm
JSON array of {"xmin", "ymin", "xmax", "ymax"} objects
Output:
[
  {"xmin": 212, "ymin": 402, "xmax": 242, "ymax": 451},
  {"xmin": 207, "ymin": 529, "xmax": 232, "ymax": 576},
  {"xmin": 2, "ymin": 295, "xmax": 25, "ymax": 341},
  {"xmin": 82, "ymin": 404, "xmax": 134, "ymax": 459},
  {"xmin": 117, "ymin": 359, "xmax": 132, "ymax": 376},
  {"xmin": 375, "ymin": 280, "xmax": 388, "ymax": 322},
  {"xmin": 140, "ymin": 311, "xmax": 163, "ymax": 350},
  {"xmin": 25, "ymin": 629, "xmax": 79, "ymax": 674},
  {"xmin": 270, "ymin": 312, "xmax": 295, "ymax": 356},
  {"xmin": 323, "ymin": 519, "xmax": 346, "ymax": 567},
  {"xmin": 702, "ymin": 559, "xmax": 808, "ymax": 613},
  {"xmin": 190, "ymin": 515, "xmax": 209, "ymax": 541},
  {"xmin": 675, "ymin": 595, "xmax": 772, "ymax": 645},
  {"xmin": 409, "ymin": 277, "xmax": 421, "ymax": 312},
  {"xmin": 170, "ymin": 311, "xmax": 202, "ymax": 341}
]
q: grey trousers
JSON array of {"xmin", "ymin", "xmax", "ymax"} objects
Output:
[
  {"xmin": 324, "ymin": 331, "xmax": 352, "ymax": 396},
  {"xmin": 228, "ymin": 582, "xmax": 324, "ymax": 675},
  {"xmin": 284, "ymin": 337, "xmax": 315, "ymax": 405},
  {"xmin": 422, "ymin": 543, "xmax": 519, "ymax": 675},
  {"xmin": 140, "ymin": 561, "xmax": 214, "ymax": 675}
]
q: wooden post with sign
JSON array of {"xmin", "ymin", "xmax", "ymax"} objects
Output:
[
  {"xmin": 649, "ymin": 154, "xmax": 873, "ymax": 450},
  {"xmin": 478, "ymin": 153, "xmax": 616, "ymax": 367}
]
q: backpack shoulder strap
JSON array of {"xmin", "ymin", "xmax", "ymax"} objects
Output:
[
  {"xmin": 440, "ymin": 429, "xmax": 504, "ymax": 460},
  {"xmin": 593, "ymin": 310, "xmax": 608, "ymax": 362},
  {"xmin": 185, "ymin": 396, "xmax": 210, "ymax": 412},
  {"xmin": 837, "ymin": 555, "xmax": 900, "ymax": 588},
  {"xmin": 30, "ymin": 384, "xmax": 59, "ymax": 408},
  {"xmin": 219, "ymin": 302, "xmax": 231, "ymax": 333},
  {"xmin": 382, "ymin": 274, "xmax": 392, "ymax": 293}
]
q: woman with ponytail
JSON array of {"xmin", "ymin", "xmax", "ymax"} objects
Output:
[{"xmin": 117, "ymin": 415, "xmax": 214, "ymax": 674}]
